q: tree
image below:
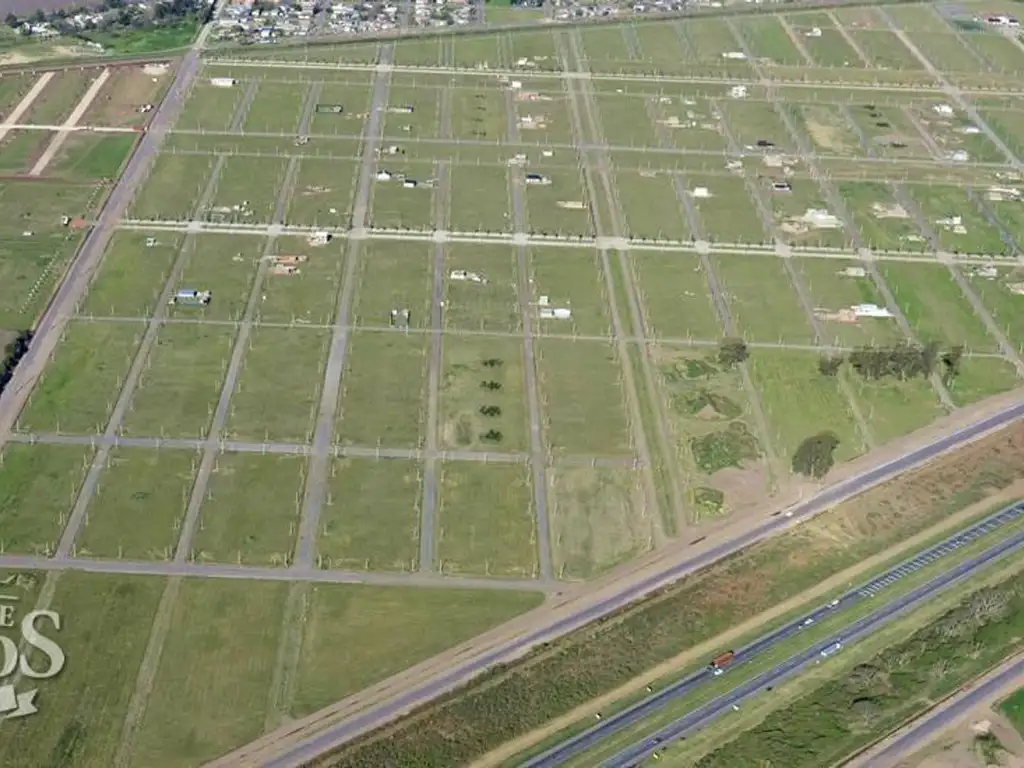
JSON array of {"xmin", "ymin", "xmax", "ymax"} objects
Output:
[
  {"xmin": 5, "ymin": 13, "xmax": 19, "ymax": 28},
  {"xmin": 818, "ymin": 354, "xmax": 844, "ymax": 377},
  {"xmin": 717, "ymin": 337, "xmax": 748, "ymax": 367},
  {"xmin": 791, "ymin": 431, "xmax": 840, "ymax": 479},
  {"xmin": 941, "ymin": 345, "xmax": 964, "ymax": 387}
]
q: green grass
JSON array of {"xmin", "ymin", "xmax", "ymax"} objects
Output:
[
  {"xmin": 0, "ymin": 180, "xmax": 99, "ymax": 331},
  {"xmin": 999, "ymin": 685, "xmax": 1024, "ymax": 737},
  {"xmin": 327, "ymin": 421, "xmax": 1024, "ymax": 768},
  {"xmin": 963, "ymin": 265, "xmax": 1024, "ymax": 350},
  {"xmin": 0, "ymin": 72, "xmax": 32, "ymax": 115},
  {"xmin": 440, "ymin": 336, "xmax": 529, "ymax": 453},
  {"xmin": 615, "ymin": 171, "xmax": 691, "ymax": 241},
  {"xmin": 747, "ymin": 349, "xmax": 863, "ymax": 465},
  {"xmin": 18, "ymin": 320, "xmax": 143, "ymax": 435},
  {"xmin": 291, "ymin": 584, "xmax": 543, "ymax": 716},
  {"xmin": 0, "ymin": 129, "xmax": 49, "ymax": 173},
  {"xmin": 129, "ymin": 578, "xmax": 288, "ymax": 767},
  {"xmin": 317, "ymin": 457, "xmax": 421, "ymax": 571},
  {"xmin": 537, "ymin": 338, "xmax": 633, "ymax": 456},
  {"xmin": 845, "ymin": 103, "xmax": 934, "ymax": 159},
  {"xmin": 686, "ymin": 174, "xmax": 767, "ymax": 244},
  {"xmin": 285, "ymin": 157, "xmax": 359, "ymax": 228},
  {"xmin": 367, "ymin": 159, "xmax": 436, "ymax": 231},
  {"xmin": 765, "ymin": 176, "xmax": 851, "ymax": 249},
  {"xmin": 80, "ymin": 232, "xmax": 182, "ymax": 318},
  {"xmin": 793, "ymin": 258, "xmax": 904, "ymax": 347},
  {"xmin": 204, "ymin": 156, "xmax": 289, "ymax": 225},
  {"xmin": 225, "ymin": 326, "xmax": 330, "ymax": 443},
  {"xmin": 548, "ymin": 465, "xmax": 649, "ymax": 580},
  {"xmin": 735, "ymin": 17, "xmax": 807, "ymax": 66},
  {"xmin": 0, "ymin": 573, "xmax": 165, "ymax": 768},
  {"xmin": 351, "ymin": 240, "xmax": 433, "ymax": 329},
  {"xmin": 241, "ymin": 81, "xmax": 306, "ymax": 134},
  {"xmin": 257, "ymin": 236, "xmax": 345, "ymax": 325},
  {"xmin": 76, "ymin": 448, "xmax": 198, "ymax": 560},
  {"xmin": 122, "ymin": 322, "xmax": 235, "ymax": 439},
  {"xmin": 529, "ymin": 248, "xmax": 613, "ymax": 337},
  {"xmin": 307, "ymin": 84, "xmax": 372, "ymax": 136},
  {"xmin": 335, "ymin": 331, "xmax": 428, "ymax": 449},
  {"xmin": 945, "ymin": 356, "xmax": 1021, "ymax": 407},
  {"xmin": 720, "ymin": 100, "xmax": 797, "ymax": 154},
  {"xmin": 632, "ymin": 253, "xmax": 722, "ymax": 341},
  {"xmin": 449, "ymin": 164, "xmax": 511, "ymax": 233},
  {"xmin": 22, "ymin": 69, "xmax": 96, "ymax": 126},
  {"xmin": 171, "ymin": 234, "xmax": 262, "ymax": 322},
  {"xmin": 447, "ymin": 84, "xmax": 507, "ymax": 143},
  {"xmin": 903, "ymin": 184, "xmax": 1011, "ymax": 256},
  {"xmin": 850, "ymin": 29, "xmax": 924, "ymax": 70},
  {"xmin": 878, "ymin": 262, "xmax": 1000, "ymax": 352},
  {"xmin": 81, "ymin": 20, "xmax": 199, "ymax": 54},
  {"xmin": 51, "ymin": 134, "xmax": 136, "ymax": 181},
  {"xmin": 713, "ymin": 254, "xmax": 815, "ymax": 344},
  {"xmin": 838, "ymin": 181, "xmax": 930, "ymax": 252},
  {"xmin": 443, "ymin": 244, "xmax": 520, "ymax": 333},
  {"xmin": 393, "ymin": 37, "xmax": 443, "ymax": 67},
  {"xmin": 789, "ymin": 103, "xmax": 867, "ymax": 157},
  {"xmin": 192, "ymin": 452, "xmax": 304, "ymax": 566},
  {"xmin": 437, "ymin": 462, "xmax": 538, "ymax": 578},
  {"xmin": 851, "ymin": 375, "xmax": 944, "ymax": 444},
  {"xmin": 383, "ymin": 85, "xmax": 442, "ymax": 139},
  {"xmin": 688, "ymin": 568, "xmax": 1024, "ymax": 768},
  {"xmin": 130, "ymin": 153, "xmax": 220, "ymax": 220},
  {"xmin": 595, "ymin": 94, "xmax": 662, "ymax": 148},
  {"xmin": 523, "ymin": 165, "xmax": 593, "ymax": 238},
  {"xmin": 0, "ymin": 444, "xmax": 92, "ymax": 556},
  {"xmin": 174, "ymin": 83, "xmax": 244, "ymax": 132}
]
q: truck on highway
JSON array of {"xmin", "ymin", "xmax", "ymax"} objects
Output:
[
  {"xmin": 709, "ymin": 651, "xmax": 735, "ymax": 675},
  {"xmin": 820, "ymin": 641, "xmax": 843, "ymax": 658}
]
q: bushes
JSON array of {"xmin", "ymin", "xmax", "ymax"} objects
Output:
[{"xmin": 0, "ymin": 330, "xmax": 33, "ymax": 398}]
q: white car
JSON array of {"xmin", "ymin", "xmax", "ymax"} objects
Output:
[
  {"xmin": 829, "ymin": 599, "xmax": 840, "ymax": 607},
  {"xmin": 713, "ymin": 668, "xmax": 724, "ymax": 676},
  {"xmin": 802, "ymin": 618, "xmax": 815, "ymax": 626}
]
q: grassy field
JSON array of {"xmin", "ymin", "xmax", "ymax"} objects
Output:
[
  {"xmin": 713, "ymin": 255, "xmax": 815, "ymax": 344},
  {"xmin": 290, "ymin": 584, "xmax": 543, "ymax": 716},
  {"xmin": 76, "ymin": 448, "xmax": 198, "ymax": 560},
  {"xmin": 324, "ymin": 421, "xmax": 1024, "ymax": 768},
  {"xmin": 18, "ymin": 320, "xmax": 144, "ymax": 435},
  {"xmin": 316, "ymin": 457, "xmax": 421, "ymax": 571},
  {"xmin": 0, "ymin": 572, "xmax": 165, "ymax": 768},
  {"xmin": 632, "ymin": 252, "xmax": 721, "ymax": 340},
  {"xmin": 999, "ymin": 685, "xmax": 1024, "ymax": 737},
  {"xmin": 50, "ymin": 134, "xmax": 136, "ymax": 181},
  {"xmin": 0, "ymin": 443, "xmax": 92, "ymax": 556}
]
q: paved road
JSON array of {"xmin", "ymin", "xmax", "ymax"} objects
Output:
[
  {"xmin": 603, "ymin": 527, "xmax": 1024, "ymax": 767},
  {"xmin": 0, "ymin": 553, "xmax": 554, "ymax": 592},
  {"xmin": 292, "ymin": 43, "xmax": 396, "ymax": 570},
  {"xmin": 259, "ymin": 399, "xmax": 1024, "ymax": 767},
  {"xmin": 527, "ymin": 500, "xmax": 1024, "ymax": 766},
  {"xmin": 0, "ymin": 1, "xmax": 225, "ymax": 443},
  {"xmin": 850, "ymin": 654, "xmax": 1024, "ymax": 768}
]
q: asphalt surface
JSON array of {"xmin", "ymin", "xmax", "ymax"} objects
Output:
[
  {"xmin": 603, "ymin": 527, "xmax": 1024, "ymax": 768},
  {"xmin": 261, "ymin": 399, "xmax": 1024, "ymax": 767},
  {"xmin": 855, "ymin": 655, "xmax": 1024, "ymax": 768},
  {"xmin": 526, "ymin": 500, "xmax": 1024, "ymax": 767}
]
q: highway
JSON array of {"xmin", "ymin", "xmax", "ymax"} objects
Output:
[
  {"xmin": 602, "ymin": 529, "xmax": 1024, "ymax": 768},
  {"xmin": 260, "ymin": 399, "xmax": 1024, "ymax": 767},
  {"xmin": 851, "ymin": 654, "xmax": 1024, "ymax": 768},
  {"xmin": 525, "ymin": 500, "xmax": 1024, "ymax": 767}
]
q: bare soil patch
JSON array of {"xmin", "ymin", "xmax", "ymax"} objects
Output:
[{"xmin": 81, "ymin": 65, "xmax": 168, "ymax": 128}]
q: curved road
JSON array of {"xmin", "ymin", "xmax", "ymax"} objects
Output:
[
  {"xmin": 263, "ymin": 400, "xmax": 1024, "ymax": 767},
  {"xmin": 525, "ymin": 500, "xmax": 1024, "ymax": 767},
  {"xmin": 603, "ymin": 529, "xmax": 1024, "ymax": 767}
]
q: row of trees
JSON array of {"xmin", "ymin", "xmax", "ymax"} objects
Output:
[
  {"xmin": 5, "ymin": 0, "xmax": 209, "ymax": 36},
  {"xmin": 0, "ymin": 331, "xmax": 33, "ymax": 399},
  {"xmin": 819, "ymin": 342, "xmax": 964, "ymax": 387}
]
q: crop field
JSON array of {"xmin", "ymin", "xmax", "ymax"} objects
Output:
[{"xmin": 3, "ymin": 2, "xmax": 1024, "ymax": 764}]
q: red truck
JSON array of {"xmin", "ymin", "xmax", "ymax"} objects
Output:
[{"xmin": 709, "ymin": 651, "xmax": 735, "ymax": 674}]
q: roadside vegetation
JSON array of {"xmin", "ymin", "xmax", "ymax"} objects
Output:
[
  {"xmin": 319, "ymin": 422, "xmax": 1024, "ymax": 768},
  {"xmin": 693, "ymin": 570, "xmax": 1024, "ymax": 767},
  {"xmin": 1000, "ymin": 685, "xmax": 1024, "ymax": 737}
]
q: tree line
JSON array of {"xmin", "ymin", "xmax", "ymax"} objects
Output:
[
  {"xmin": 5, "ymin": 0, "xmax": 210, "ymax": 36},
  {"xmin": 0, "ymin": 331, "xmax": 33, "ymax": 399}
]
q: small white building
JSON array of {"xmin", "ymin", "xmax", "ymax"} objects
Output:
[
  {"xmin": 851, "ymin": 303, "xmax": 894, "ymax": 318},
  {"xmin": 376, "ymin": 170, "xmax": 392, "ymax": 181},
  {"xmin": 691, "ymin": 187, "xmax": 711, "ymax": 198},
  {"xmin": 729, "ymin": 85, "xmax": 748, "ymax": 99},
  {"xmin": 722, "ymin": 51, "xmax": 747, "ymax": 60},
  {"xmin": 450, "ymin": 270, "xmax": 487, "ymax": 284},
  {"xmin": 837, "ymin": 266, "xmax": 867, "ymax": 278},
  {"xmin": 932, "ymin": 103, "xmax": 955, "ymax": 117},
  {"xmin": 540, "ymin": 307, "xmax": 572, "ymax": 319},
  {"xmin": 210, "ymin": 77, "xmax": 236, "ymax": 88}
]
